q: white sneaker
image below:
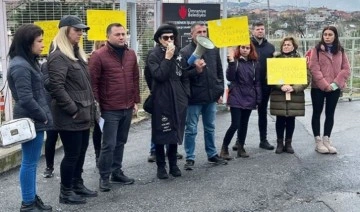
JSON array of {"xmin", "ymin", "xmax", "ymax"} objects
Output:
[
  {"xmin": 315, "ymin": 136, "xmax": 329, "ymax": 154},
  {"xmin": 322, "ymin": 136, "xmax": 337, "ymax": 154}
]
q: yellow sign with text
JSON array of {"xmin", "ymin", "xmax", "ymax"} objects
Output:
[
  {"xmin": 34, "ymin": 20, "xmax": 59, "ymax": 55},
  {"xmin": 87, "ymin": 10, "xmax": 127, "ymax": 40},
  {"xmin": 267, "ymin": 58, "xmax": 307, "ymax": 85},
  {"xmin": 208, "ymin": 16, "xmax": 250, "ymax": 48}
]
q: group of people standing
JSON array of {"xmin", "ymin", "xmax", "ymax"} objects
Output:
[
  {"xmin": 6, "ymin": 13, "xmax": 350, "ymax": 211},
  {"xmin": 220, "ymin": 23, "xmax": 350, "ymax": 158},
  {"xmin": 8, "ymin": 16, "xmax": 141, "ymax": 211}
]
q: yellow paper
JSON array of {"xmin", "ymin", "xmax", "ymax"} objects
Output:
[
  {"xmin": 34, "ymin": 21, "xmax": 59, "ymax": 55},
  {"xmin": 34, "ymin": 20, "xmax": 85, "ymax": 55},
  {"xmin": 208, "ymin": 16, "xmax": 250, "ymax": 48},
  {"xmin": 87, "ymin": 10, "xmax": 127, "ymax": 40},
  {"xmin": 267, "ymin": 58, "xmax": 307, "ymax": 85}
]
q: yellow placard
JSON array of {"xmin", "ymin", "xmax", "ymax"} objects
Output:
[
  {"xmin": 208, "ymin": 16, "xmax": 250, "ymax": 48},
  {"xmin": 34, "ymin": 20, "xmax": 59, "ymax": 55},
  {"xmin": 267, "ymin": 58, "xmax": 307, "ymax": 85},
  {"xmin": 87, "ymin": 10, "xmax": 127, "ymax": 40}
]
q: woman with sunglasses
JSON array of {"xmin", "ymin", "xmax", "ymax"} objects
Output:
[
  {"xmin": 220, "ymin": 43, "xmax": 262, "ymax": 159},
  {"xmin": 47, "ymin": 15, "xmax": 97, "ymax": 204},
  {"xmin": 309, "ymin": 26, "xmax": 350, "ymax": 154},
  {"xmin": 146, "ymin": 23, "xmax": 189, "ymax": 179},
  {"xmin": 269, "ymin": 37, "xmax": 310, "ymax": 154}
]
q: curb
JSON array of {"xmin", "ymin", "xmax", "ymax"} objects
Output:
[{"xmin": 0, "ymin": 115, "xmax": 149, "ymax": 174}]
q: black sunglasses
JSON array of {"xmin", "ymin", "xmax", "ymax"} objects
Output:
[{"xmin": 161, "ymin": 35, "xmax": 174, "ymax": 41}]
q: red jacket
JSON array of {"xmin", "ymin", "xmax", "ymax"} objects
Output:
[{"xmin": 89, "ymin": 44, "xmax": 140, "ymax": 111}]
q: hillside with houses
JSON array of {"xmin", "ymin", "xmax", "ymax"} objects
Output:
[{"xmin": 228, "ymin": 5, "xmax": 360, "ymax": 38}]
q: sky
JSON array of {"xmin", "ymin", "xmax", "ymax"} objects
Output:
[{"xmin": 259, "ymin": 0, "xmax": 360, "ymax": 12}]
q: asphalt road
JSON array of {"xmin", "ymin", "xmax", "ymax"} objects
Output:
[{"xmin": 0, "ymin": 99, "xmax": 359, "ymax": 212}]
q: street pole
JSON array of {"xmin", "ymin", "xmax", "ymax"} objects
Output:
[{"xmin": 267, "ymin": 0, "xmax": 270, "ymax": 37}]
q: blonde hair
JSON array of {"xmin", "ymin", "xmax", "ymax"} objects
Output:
[
  {"xmin": 51, "ymin": 26, "xmax": 88, "ymax": 62},
  {"xmin": 93, "ymin": 40, "xmax": 106, "ymax": 51}
]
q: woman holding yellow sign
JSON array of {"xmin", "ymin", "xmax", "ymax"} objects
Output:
[
  {"xmin": 269, "ymin": 37, "xmax": 310, "ymax": 154},
  {"xmin": 220, "ymin": 42, "xmax": 262, "ymax": 159}
]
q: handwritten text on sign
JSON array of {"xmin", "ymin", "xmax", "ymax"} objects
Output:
[
  {"xmin": 87, "ymin": 10, "xmax": 126, "ymax": 40},
  {"xmin": 208, "ymin": 16, "xmax": 250, "ymax": 48},
  {"xmin": 267, "ymin": 58, "xmax": 307, "ymax": 85},
  {"xmin": 34, "ymin": 21, "xmax": 59, "ymax": 55}
]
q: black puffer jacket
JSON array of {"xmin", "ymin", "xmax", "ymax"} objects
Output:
[
  {"xmin": 179, "ymin": 41, "xmax": 224, "ymax": 104},
  {"xmin": 7, "ymin": 56, "xmax": 53, "ymax": 131},
  {"xmin": 47, "ymin": 49, "xmax": 94, "ymax": 131}
]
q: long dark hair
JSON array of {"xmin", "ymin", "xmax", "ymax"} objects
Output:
[
  {"xmin": 8, "ymin": 24, "xmax": 44, "ymax": 69},
  {"xmin": 316, "ymin": 26, "xmax": 343, "ymax": 54}
]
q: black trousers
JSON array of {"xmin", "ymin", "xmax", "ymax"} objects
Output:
[
  {"xmin": 92, "ymin": 122, "xmax": 102, "ymax": 159},
  {"xmin": 257, "ymin": 85, "xmax": 271, "ymax": 142},
  {"xmin": 311, "ymin": 88, "xmax": 341, "ymax": 137},
  {"xmin": 155, "ymin": 144, "xmax": 177, "ymax": 168},
  {"xmin": 44, "ymin": 130, "xmax": 59, "ymax": 168},
  {"xmin": 275, "ymin": 116, "xmax": 295, "ymax": 140},
  {"xmin": 59, "ymin": 129, "xmax": 90, "ymax": 187},
  {"xmin": 223, "ymin": 107, "xmax": 252, "ymax": 147}
]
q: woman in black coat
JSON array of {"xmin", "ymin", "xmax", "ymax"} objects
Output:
[{"xmin": 146, "ymin": 24, "xmax": 189, "ymax": 179}]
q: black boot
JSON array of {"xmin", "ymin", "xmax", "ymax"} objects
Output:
[
  {"xmin": 73, "ymin": 178, "xmax": 98, "ymax": 197},
  {"xmin": 35, "ymin": 195, "xmax": 52, "ymax": 211},
  {"xmin": 168, "ymin": 145, "xmax": 181, "ymax": 177},
  {"xmin": 20, "ymin": 201, "xmax": 41, "ymax": 212},
  {"xmin": 155, "ymin": 144, "xmax": 169, "ymax": 179},
  {"xmin": 284, "ymin": 138, "xmax": 295, "ymax": 154},
  {"xmin": 99, "ymin": 178, "xmax": 111, "ymax": 192},
  {"xmin": 275, "ymin": 138, "xmax": 284, "ymax": 154},
  {"xmin": 59, "ymin": 184, "xmax": 86, "ymax": 205},
  {"xmin": 111, "ymin": 170, "xmax": 135, "ymax": 185},
  {"xmin": 259, "ymin": 140, "xmax": 275, "ymax": 150},
  {"xmin": 157, "ymin": 166, "xmax": 169, "ymax": 179}
]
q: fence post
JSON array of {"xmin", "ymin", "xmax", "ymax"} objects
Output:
[
  {"xmin": 349, "ymin": 38, "xmax": 355, "ymax": 100},
  {"xmin": 0, "ymin": 0, "xmax": 12, "ymax": 121}
]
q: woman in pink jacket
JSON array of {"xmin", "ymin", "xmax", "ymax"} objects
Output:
[{"xmin": 309, "ymin": 26, "xmax": 350, "ymax": 154}]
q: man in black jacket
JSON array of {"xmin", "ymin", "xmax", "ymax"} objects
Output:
[
  {"xmin": 233, "ymin": 22, "xmax": 275, "ymax": 151},
  {"xmin": 180, "ymin": 22, "xmax": 227, "ymax": 170}
]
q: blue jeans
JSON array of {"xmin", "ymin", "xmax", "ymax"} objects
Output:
[
  {"xmin": 99, "ymin": 109, "xmax": 132, "ymax": 179},
  {"xmin": 20, "ymin": 131, "xmax": 44, "ymax": 204},
  {"xmin": 184, "ymin": 102, "xmax": 217, "ymax": 160}
]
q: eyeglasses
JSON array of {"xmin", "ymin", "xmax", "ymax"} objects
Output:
[
  {"xmin": 74, "ymin": 28, "xmax": 83, "ymax": 32},
  {"xmin": 161, "ymin": 35, "xmax": 174, "ymax": 41},
  {"xmin": 240, "ymin": 46, "xmax": 251, "ymax": 50}
]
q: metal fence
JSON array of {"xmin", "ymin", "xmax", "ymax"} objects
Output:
[{"xmin": 0, "ymin": 0, "xmax": 359, "ymax": 120}]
